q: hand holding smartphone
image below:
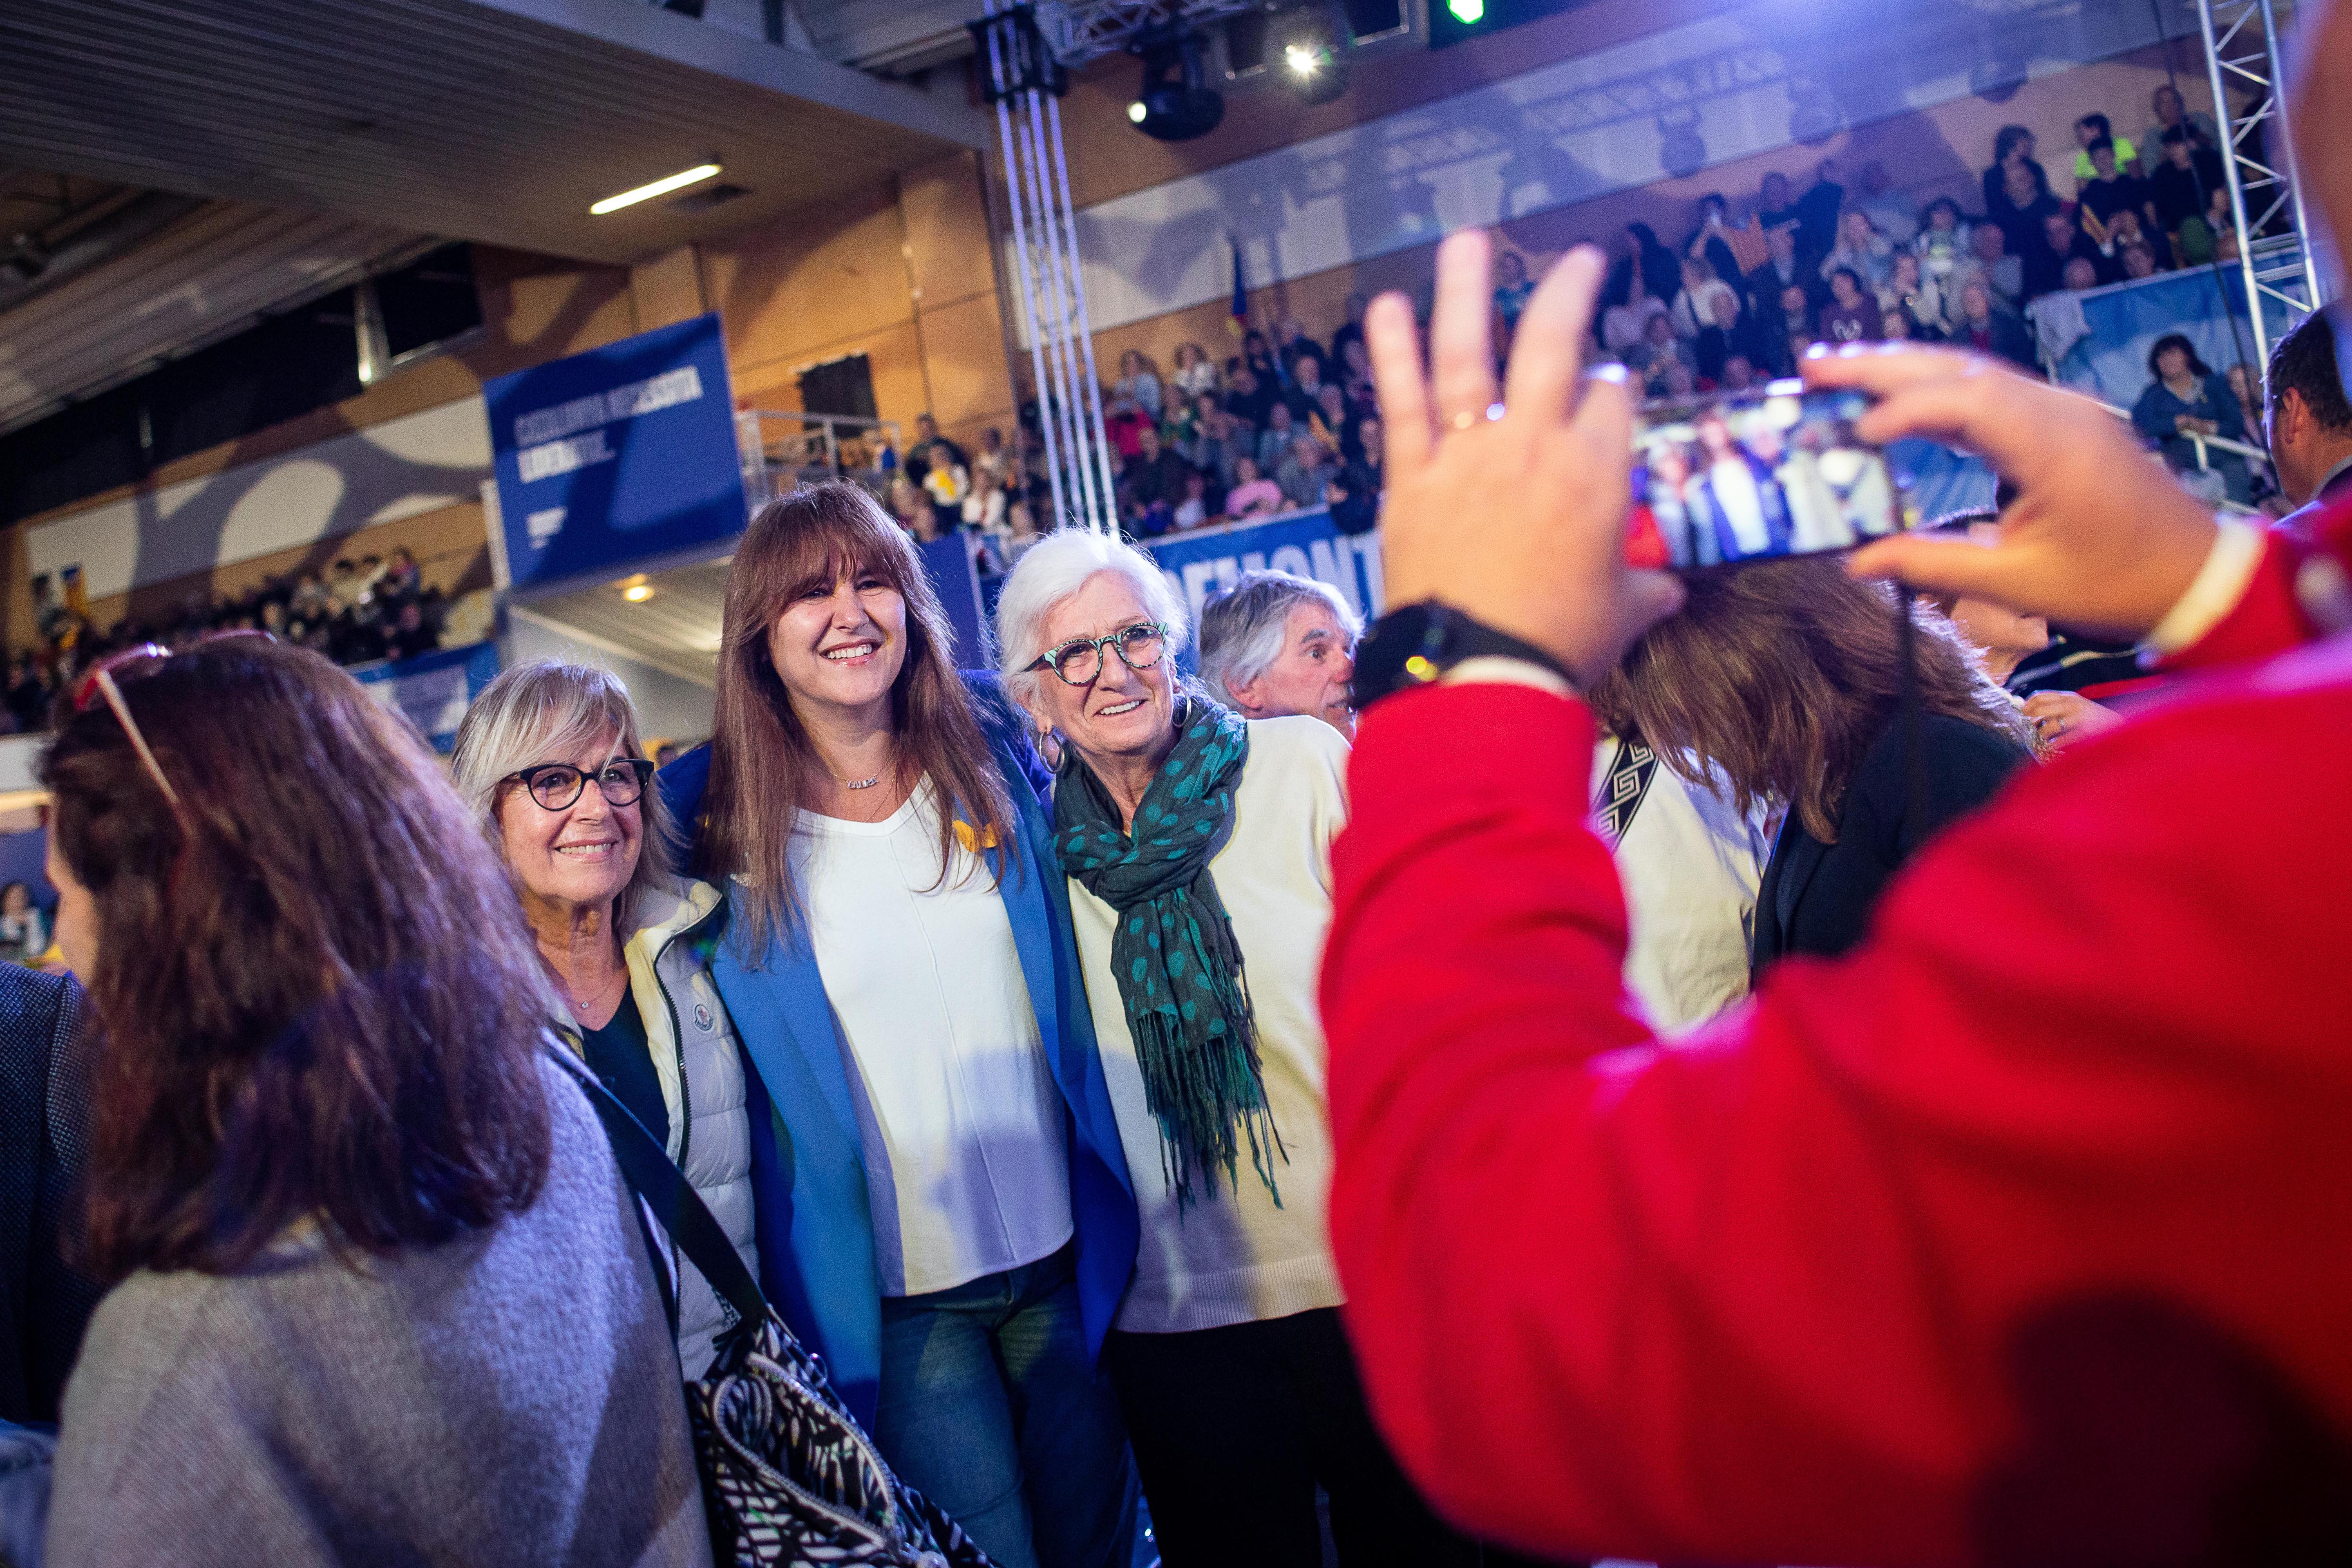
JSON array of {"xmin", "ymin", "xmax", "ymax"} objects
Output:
[{"xmin": 1628, "ymin": 382, "xmax": 1910, "ymax": 571}]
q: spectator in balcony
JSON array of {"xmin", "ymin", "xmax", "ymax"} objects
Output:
[
  {"xmin": 1492, "ymin": 248, "xmax": 1535, "ymax": 355},
  {"xmin": 1876, "ymin": 251, "xmax": 1943, "ymax": 339},
  {"xmin": 1224, "ymin": 456, "xmax": 1284, "ymax": 520},
  {"xmin": 1818, "ymin": 267, "xmax": 1882, "ymax": 344},
  {"xmin": 1275, "ymin": 319, "xmax": 1327, "ymax": 386},
  {"xmin": 2026, "ymin": 207, "xmax": 2111, "ymax": 299},
  {"xmin": 1633, "ymin": 310, "xmax": 1697, "ymax": 388},
  {"xmin": 1983, "ymin": 126, "xmax": 2053, "ymax": 241},
  {"xmin": 1122, "ymin": 426, "xmax": 1195, "ymax": 517},
  {"xmin": 1947, "ymin": 220, "xmax": 2024, "ymax": 322},
  {"xmin": 1620, "ymin": 222, "xmax": 1684, "ymax": 310},
  {"xmin": 1256, "ymin": 402, "xmax": 1300, "ymax": 474},
  {"xmin": 2061, "ymin": 256, "xmax": 2101, "ymax": 294},
  {"xmin": 964, "ymin": 464, "xmax": 1008, "ymax": 536},
  {"xmin": 1275, "ymin": 436, "xmax": 1333, "ymax": 512},
  {"xmin": 2077, "ymin": 136, "xmax": 2159, "ymax": 243},
  {"xmin": 1171, "ymin": 342, "xmax": 1218, "ymax": 400},
  {"xmin": 2100, "ymin": 206, "xmax": 2170, "ymax": 271},
  {"xmin": 1775, "ymin": 281, "xmax": 1816, "ymax": 344},
  {"xmin": 1995, "ymin": 163, "xmax": 2064, "ymax": 277},
  {"xmin": 1951, "ymin": 279, "xmax": 2036, "ymax": 369},
  {"xmin": 1719, "ymin": 353, "xmax": 1761, "ymax": 394},
  {"xmin": 2119, "ymin": 241, "xmax": 2160, "ymax": 280},
  {"xmin": 2153, "ymin": 126, "xmax": 2231, "ymax": 252},
  {"xmin": 1327, "ymin": 424, "xmax": 1382, "ymax": 536},
  {"xmin": 1791, "ymin": 160, "xmax": 1847, "ymax": 265},
  {"xmin": 1240, "ymin": 329, "xmax": 1281, "ymax": 390},
  {"xmin": 975, "ymin": 425, "xmax": 1015, "ymax": 487},
  {"xmin": 2139, "ymin": 83, "xmax": 2219, "ymax": 172},
  {"xmin": 1315, "ymin": 384, "xmax": 1359, "ymax": 462},
  {"xmin": 1744, "ymin": 223, "xmax": 1811, "ymax": 319},
  {"xmin": 2262, "ymin": 308, "xmax": 2352, "ymax": 524},
  {"xmin": 1116, "ymin": 350, "xmax": 1164, "ymax": 421},
  {"xmin": 1186, "ymin": 404, "xmax": 1242, "ymax": 491},
  {"xmin": 1328, "ymin": 291, "xmax": 1371, "ymax": 365},
  {"xmin": 1600, "ymin": 262, "xmax": 1671, "ymax": 358},
  {"xmin": 1692, "ymin": 288, "xmax": 1748, "ymax": 382},
  {"xmin": 1284, "ymin": 352, "xmax": 1329, "ymax": 425},
  {"xmin": 1223, "ymin": 361, "xmax": 1274, "ymax": 437},
  {"xmin": 1756, "ymin": 170, "xmax": 1803, "ymax": 245},
  {"xmin": 1849, "ymin": 161, "xmax": 1918, "ymax": 245},
  {"xmin": 2070, "ymin": 112, "xmax": 2136, "ymax": 184},
  {"xmin": 1683, "ymin": 192, "xmax": 1749, "ymax": 301},
  {"xmin": 905, "ymin": 414, "xmax": 967, "ymax": 492},
  {"xmin": 0, "ymin": 880, "xmax": 47, "ymax": 965},
  {"xmin": 2133, "ymin": 333, "xmax": 2251, "ymax": 503},
  {"xmin": 1172, "ymin": 470, "xmax": 1211, "ymax": 533},
  {"xmin": 1912, "ymin": 197, "xmax": 1971, "ymax": 283},
  {"xmin": 6, "ymin": 653, "xmax": 51, "ymax": 733},
  {"xmin": 1670, "ymin": 254, "xmax": 1740, "ymax": 339}
]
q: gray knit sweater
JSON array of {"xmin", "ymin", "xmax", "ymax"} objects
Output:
[{"xmin": 45, "ymin": 1060, "xmax": 712, "ymax": 1567}]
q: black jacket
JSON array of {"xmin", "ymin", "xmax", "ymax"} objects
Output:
[
  {"xmin": 1751, "ymin": 711, "xmax": 2029, "ymax": 973},
  {"xmin": 1, "ymin": 964, "xmax": 99, "ymax": 1426}
]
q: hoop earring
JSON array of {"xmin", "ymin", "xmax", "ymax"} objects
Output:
[{"xmin": 1035, "ymin": 726, "xmax": 1065, "ymax": 772}]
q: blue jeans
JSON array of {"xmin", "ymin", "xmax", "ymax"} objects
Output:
[{"xmin": 874, "ymin": 1244, "xmax": 1138, "ymax": 1568}]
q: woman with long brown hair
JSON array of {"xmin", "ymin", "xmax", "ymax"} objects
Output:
[
  {"xmin": 36, "ymin": 637, "xmax": 706, "ymax": 1566},
  {"xmin": 1591, "ymin": 556, "xmax": 2035, "ymax": 970},
  {"xmin": 662, "ymin": 481, "xmax": 1140, "ymax": 1568}
]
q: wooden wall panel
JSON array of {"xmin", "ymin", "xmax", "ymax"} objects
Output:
[{"xmin": 707, "ymin": 188, "xmax": 914, "ymax": 385}]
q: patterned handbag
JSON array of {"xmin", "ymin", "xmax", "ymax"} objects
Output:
[{"xmin": 558, "ymin": 1052, "xmax": 993, "ymax": 1568}]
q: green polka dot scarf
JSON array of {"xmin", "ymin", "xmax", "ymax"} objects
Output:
[{"xmin": 1055, "ymin": 698, "xmax": 1285, "ymax": 1208}]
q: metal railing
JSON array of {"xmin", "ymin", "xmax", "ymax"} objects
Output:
[{"xmin": 737, "ymin": 409, "xmax": 903, "ymax": 506}]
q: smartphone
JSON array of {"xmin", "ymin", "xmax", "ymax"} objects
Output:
[{"xmin": 1628, "ymin": 382, "xmax": 1910, "ymax": 571}]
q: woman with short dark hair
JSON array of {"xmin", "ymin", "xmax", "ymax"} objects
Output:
[
  {"xmin": 37, "ymin": 637, "xmax": 707, "ymax": 1567},
  {"xmin": 2133, "ymin": 333, "xmax": 2251, "ymax": 503},
  {"xmin": 1594, "ymin": 557, "xmax": 2035, "ymax": 970}
]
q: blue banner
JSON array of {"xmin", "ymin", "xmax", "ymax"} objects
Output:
[
  {"xmin": 486, "ymin": 313, "xmax": 744, "ymax": 595},
  {"xmin": 353, "ymin": 640, "xmax": 503, "ymax": 753},
  {"xmin": 2029, "ymin": 268, "xmax": 2292, "ymax": 411},
  {"xmin": 1139, "ymin": 510, "xmax": 1383, "ymax": 658}
]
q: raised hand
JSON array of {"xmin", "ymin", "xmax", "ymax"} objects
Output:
[{"xmin": 1365, "ymin": 229, "xmax": 1684, "ymax": 687}]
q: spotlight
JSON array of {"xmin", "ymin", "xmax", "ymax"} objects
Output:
[
  {"xmin": 1270, "ymin": 4, "xmax": 1350, "ymax": 107},
  {"xmin": 1128, "ymin": 23, "xmax": 1224, "ymax": 142},
  {"xmin": 1658, "ymin": 114, "xmax": 1707, "ymax": 181}
]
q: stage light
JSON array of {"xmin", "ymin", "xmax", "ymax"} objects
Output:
[
  {"xmin": 1270, "ymin": 4, "xmax": 1350, "ymax": 107},
  {"xmin": 1128, "ymin": 23, "xmax": 1224, "ymax": 142},
  {"xmin": 590, "ymin": 163, "xmax": 722, "ymax": 215},
  {"xmin": 622, "ymin": 578, "xmax": 655, "ymax": 603},
  {"xmin": 1448, "ymin": 0, "xmax": 1485, "ymax": 20}
]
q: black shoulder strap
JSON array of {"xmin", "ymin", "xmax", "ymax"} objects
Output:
[
  {"xmin": 547, "ymin": 1047, "xmax": 768, "ymax": 1337},
  {"xmin": 1594, "ymin": 731, "xmax": 1662, "ymax": 847}
]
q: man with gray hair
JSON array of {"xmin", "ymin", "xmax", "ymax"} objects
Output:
[{"xmin": 1197, "ymin": 570, "xmax": 1361, "ymax": 739}]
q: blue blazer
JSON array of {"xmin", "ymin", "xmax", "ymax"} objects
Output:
[{"xmin": 656, "ymin": 677, "xmax": 1138, "ymax": 1429}]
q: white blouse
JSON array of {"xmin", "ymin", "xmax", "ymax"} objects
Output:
[{"xmin": 792, "ymin": 782, "xmax": 1073, "ymax": 1297}]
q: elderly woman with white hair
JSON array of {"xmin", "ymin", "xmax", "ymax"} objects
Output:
[
  {"xmin": 451, "ymin": 659, "xmax": 761, "ymax": 1382},
  {"xmin": 996, "ymin": 531, "xmax": 1474, "ymax": 1568},
  {"xmin": 1196, "ymin": 569, "xmax": 1361, "ymax": 738}
]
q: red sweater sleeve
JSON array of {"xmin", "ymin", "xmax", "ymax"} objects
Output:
[{"xmin": 1321, "ymin": 670, "xmax": 2352, "ymax": 1568}]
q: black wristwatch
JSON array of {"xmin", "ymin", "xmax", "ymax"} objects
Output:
[{"xmin": 1350, "ymin": 602, "xmax": 1574, "ymax": 711}]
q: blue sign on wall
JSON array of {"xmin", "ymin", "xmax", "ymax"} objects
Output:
[
  {"xmin": 354, "ymin": 640, "xmax": 504, "ymax": 754},
  {"xmin": 486, "ymin": 313, "xmax": 744, "ymax": 594},
  {"xmin": 1141, "ymin": 510, "xmax": 1384, "ymax": 653}
]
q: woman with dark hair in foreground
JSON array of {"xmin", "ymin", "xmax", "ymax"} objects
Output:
[{"xmin": 38, "ymin": 637, "xmax": 708, "ymax": 1568}]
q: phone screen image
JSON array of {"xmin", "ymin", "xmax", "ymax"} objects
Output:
[{"xmin": 1628, "ymin": 383, "xmax": 1909, "ymax": 571}]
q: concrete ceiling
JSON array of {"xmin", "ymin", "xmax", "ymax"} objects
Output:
[{"xmin": 0, "ymin": 0, "xmax": 991, "ymax": 268}]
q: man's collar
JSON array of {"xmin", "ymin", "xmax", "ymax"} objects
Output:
[{"xmin": 2315, "ymin": 449, "xmax": 2352, "ymax": 504}]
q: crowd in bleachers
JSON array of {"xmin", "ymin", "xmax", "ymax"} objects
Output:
[
  {"xmin": 868, "ymin": 82, "xmax": 2265, "ymax": 555},
  {"xmin": 4, "ymin": 549, "xmax": 458, "ymax": 734}
]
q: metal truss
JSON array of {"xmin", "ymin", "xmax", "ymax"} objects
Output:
[
  {"xmin": 975, "ymin": 3, "xmax": 1121, "ymax": 532},
  {"xmin": 2196, "ymin": 0, "xmax": 2324, "ymax": 366},
  {"xmin": 1033, "ymin": 0, "xmax": 1260, "ymax": 67}
]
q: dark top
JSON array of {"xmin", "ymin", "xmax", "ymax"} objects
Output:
[
  {"xmin": 1956, "ymin": 308, "xmax": 2038, "ymax": 371},
  {"xmin": 2077, "ymin": 172, "xmax": 2155, "ymax": 229},
  {"xmin": 1982, "ymin": 159, "xmax": 2054, "ymax": 231},
  {"xmin": 0, "ymin": 965, "xmax": 101, "ymax": 1427},
  {"xmin": 1123, "ymin": 448, "xmax": 1196, "ymax": 509},
  {"xmin": 1751, "ymin": 710, "xmax": 2030, "ymax": 973},
  {"xmin": 2132, "ymin": 372, "xmax": 2247, "ymax": 457},
  {"xmin": 2151, "ymin": 149, "xmax": 2229, "ymax": 232},
  {"xmin": 578, "ymin": 989, "xmax": 668, "ymax": 1150}
]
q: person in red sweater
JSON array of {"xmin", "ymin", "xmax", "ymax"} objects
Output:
[{"xmin": 1317, "ymin": 116, "xmax": 2352, "ymax": 1566}]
